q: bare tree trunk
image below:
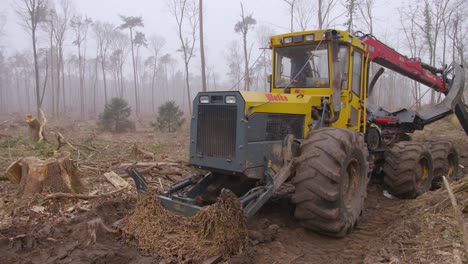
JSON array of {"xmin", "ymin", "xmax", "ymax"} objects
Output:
[
  {"xmin": 151, "ymin": 63, "xmax": 156, "ymax": 113},
  {"xmin": 130, "ymin": 28, "xmax": 139, "ymax": 114},
  {"xmin": 78, "ymin": 41, "xmax": 85, "ymax": 118},
  {"xmin": 199, "ymin": 0, "xmax": 207, "ymax": 92},
  {"xmin": 101, "ymin": 49, "xmax": 108, "ymax": 103},
  {"xmin": 24, "ymin": 72, "xmax": 31, "ymax": 113},
  {"xmin": 184, "ymin": 62, "xmax": 192, "ymax": 114},
  {"xmin": 119, "ymin": 64, "xmax": 124, "ymax": 98},
  {"xmin": 136, "ymin": 45, "xmax": 141, "ymax": 113},
  {"xmin": 32, "ymin": 28, "xmax": 41, "ymax": 117},
  {"xmin": 49, "ymin": 25, "xmax": 55, "ymax": 117},
  {"xmin": 93, "ymin": 49, "xmax": 99, "ymax": 113},
  {"xmin": 242, "ymin": 31, "xmax": 249, "ymax": 91},
  {"xmin": 60, "ymin": 47, "xmax": 66, "ymax": 113},
  {"xmin": 56, "ymin": 48, "xmax": 61, "ymax": 114},
  {"xmin": 318, "ymin": 0, "xmax": 323, "ymax": 29}
]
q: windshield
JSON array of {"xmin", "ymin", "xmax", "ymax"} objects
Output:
[{"xmin": 274, "ymin": 43, "xmax": 329, "ymax": 88}]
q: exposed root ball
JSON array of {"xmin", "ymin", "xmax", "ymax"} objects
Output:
[{"xmin": 122, "ymin": 191, "xmax": 248, "ymax": 263}]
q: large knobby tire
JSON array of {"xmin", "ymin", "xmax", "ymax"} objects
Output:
[
  {"xmin": 383, "ymin": 142, "xmax": 434, "ymax": 198},
  {"xmin": 291, "ymin": 127, "xmax": 369, "ymax": 237},
  {"xmin": 427, "ymin": 141, "xmax": 459, "ymax": 187}
]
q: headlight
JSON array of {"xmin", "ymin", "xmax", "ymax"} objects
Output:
[
  {"xmin": 304, "ymin": 34, "xmax": 314, "ymax": 41},
  {"xmin": 199, "ymin": 96, "xmax": 210, "ymax": 104},
  {"xmin": 225, "ymin": 96, "xmax": 236, "ymax": 104},
  {"xmin": 283, "ymin": 37, "xmax": 292, "ymax": 44}
]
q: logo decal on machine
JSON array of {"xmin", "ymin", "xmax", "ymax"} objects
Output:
[{"xmin": 266, "ymin": 94, "xmax": 288, "ymax": 101}]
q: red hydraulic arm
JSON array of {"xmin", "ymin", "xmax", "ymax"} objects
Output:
[{"xmin": 360, "ymin": 34, "xmax": 447, "ymax": 94}]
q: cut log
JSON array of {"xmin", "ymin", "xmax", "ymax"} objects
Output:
[
  {"xmin": 103, "ymin": 171, "xmax": 130, "ymax": 189},
  {"xmin": 4, "ymin": 151, "xmax": 83, "ymax": 195},
  {"xmin": 119, "ymin": 162, "xmax": 180, "ymax": 168},
  {"xmin": 131, "ymin": 144, "xmax": 155, "ymax": 160}
]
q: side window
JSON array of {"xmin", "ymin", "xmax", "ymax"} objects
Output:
[
  {"xmin": 352, "ymin": 51, "xmax": 362, "ymax": 96},
  {"xmin": 338, "ymin": 46, "xmax": 349, "ymax": 90}
]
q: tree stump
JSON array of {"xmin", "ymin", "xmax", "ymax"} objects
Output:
[
  {"xmin": 5, "ymin": 151, "xmax": 83, "ymax": 195},
  {"xmin": 25, "ymin": 111, "xmax": 47, "ymax": 142}
]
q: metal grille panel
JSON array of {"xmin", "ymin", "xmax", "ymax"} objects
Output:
[
  {"xmin": 265, "ymin": 114, "xmax": 304, "ymax": 141},
  {"xmin": 196, "ymin": 105, "xmax": 237, "ymax": 159}
]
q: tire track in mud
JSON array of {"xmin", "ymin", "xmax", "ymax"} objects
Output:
[{"xmin": 250, "ymin": 183, "xmax": 404, "ymax": 264}]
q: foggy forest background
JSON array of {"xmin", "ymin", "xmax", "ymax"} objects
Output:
[{"xmin": 0, "ymin": 0, "xmax": 466, "ymax": 119}]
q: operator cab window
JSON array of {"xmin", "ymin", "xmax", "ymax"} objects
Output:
[
  {"xmin": 352, "ymin": 51, "xmax": 363, "ymax": 96},
  {"xmin": 339, "ymin": 46, "xmax": 350, "ymax": 90},
  {"xmin": 275, "ymin": 43, "xmax": 330, "ymax": 88}
]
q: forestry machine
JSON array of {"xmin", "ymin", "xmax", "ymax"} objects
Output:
[{"xmin": 128, "ymin": 29, "xmax": 468, "ymax": 237}]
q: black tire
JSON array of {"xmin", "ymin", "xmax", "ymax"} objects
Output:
[
  {"xmin": 427, "ymin": 141, "xmax": 459, "ymax": 187},
  {"xmin": 291, "ymin": 127, "xmax": 369, "ymax": 237},
  {"xmin": 383, "ymin": 142, "xmax": 434, "ymax": 198}
]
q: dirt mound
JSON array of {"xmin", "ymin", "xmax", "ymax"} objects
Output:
[{"xmin": 122, "ymin": 190, "xmax": 249, "ymax": 263}]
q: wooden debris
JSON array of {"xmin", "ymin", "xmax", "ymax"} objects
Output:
[
  {"xmin": 86, "ymin": 218, "xmax": 119, "ymax": 245},
  {"xmin": 5, "ymin": 159, "xmax": 22, "ymax": 184},
  {"xmin": 45, "ymin": 187, "xmax": 127, "ymax": 200},
  {"xmin": 5, "ymin": 151, "xmax": 83, "ymax": 195},
  {"xmin": 55, "ymin": 132, "xmax": 99, "ymax": 153},
  {"xmin": 131, "ymin": 143, "xmax": 155, "ymax": 160},
  {"xmin": 202, "ymin": 255, "xmax": 222, "ymax": 264},
  {"xmin": 103, "ymin": 171, "xmax": 130, "ymax": 189},
  {"xmin": 442, "ymin": 176, "xmax": 468, "ymax": 258},
  {"xmin": 120, "ymin": 162, "xmax": 180, "ymax": 168}
]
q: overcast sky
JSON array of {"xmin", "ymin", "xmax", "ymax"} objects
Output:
[{"xmin": 0, "ymin": 0, "xmax": 407, "ymax": 80}]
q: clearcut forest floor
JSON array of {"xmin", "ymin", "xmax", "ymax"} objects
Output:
[{"xmin": 0, "ymin": 113, "xmax": 467, "ymax": 264}]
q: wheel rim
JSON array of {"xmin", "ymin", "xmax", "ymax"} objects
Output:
[
  {"xmin": 447, "ymin": 153, "xmax": 456, "ymax": 178},
  {"xmin": 416, "ymin": 158, "xmax": 429, "ymax": 188},
  {"xmin": 344, "ymin": 158, "xmax": 360, "ymax": 208}
]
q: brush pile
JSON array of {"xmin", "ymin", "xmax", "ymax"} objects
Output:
[{"xmin": 122, "ymin": 190, "xmax": 249, "ymax": 263}]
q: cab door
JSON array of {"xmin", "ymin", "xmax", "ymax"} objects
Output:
[{"xmin": 347, "ymin": 49, "xmax": 365, "ymax": 131}]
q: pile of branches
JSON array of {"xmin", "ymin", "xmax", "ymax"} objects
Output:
[
  {"xmin": 122, "ymin": 190, "xmax": 249, "ymax": 263},
  {"xmin": 417, "ymin": 176, "xmax": 468, "ymax": 214}
]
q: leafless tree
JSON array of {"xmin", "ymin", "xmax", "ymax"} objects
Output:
[
  {"xmin": 357, "ymin": 0, "xmax": 376, "ymax": 34},
  {"xmin": 41, "ymin": 8, "xmax": 57, "ymax": 116},
  {"xmin": 9, "ymin": 52, "xmax": 32, "ymax": 113},
  {"xmin": 52, "ymin": 0, "xmax": 72, "ymax": 114},
  {"xmin": 414, "ymin": 0, "xmax": 456, "ymax": 104},
  {"xmin": 226, "ymin": 40, "xmax": 243, "ymax": 91},
  {"xmin": 71, "ymin": 14, "xmax": 92, "ymax": 118},
  {"xmin": 256, "ymin": 24, "xmax": 275, "ymax": 91},
  {"xmin": 134, "ymin": 31, "xmax": 147, "ymax": 112},
  {"xmin": 14, "ymin": 0, "xmax": 48, "ymax": 116},
  {"xmin": 399, "ymin": 4, "xmax": 426, "ymax": 109},
  {"xmin": 294, "ymin": 0, "xmax": 314, "ymax": 31},
  {"xmin": 199, "ymin": 0, "xmax": 207, "ymax": 92},
  {"xmin": 148, "ymin": 34, "xmax": 166, "ymax": 112},
  {"xmin": 344, "ymin": 0, "xmax": 357, "ymax": 32},
  {"xmin": 91, "ymin": 47, "xmax": 99, "ymax": 113},
  {"xmin": 449, "ymin": 1, "xmax": 467, "ymax": 65},
  {"xmin": 93, "ymin": 21, "xmax": 115, "ymax": 104},
  {"xmin": 235, "ymin": 3, "xmax": 256, "ymax": 91},
  {"xmin": 317, "ymin": 0, "xmax": 339, "ymax": 29},
  {"xmin": 119, "ymin": 15, "xmax": 144, "ymax": 114},
  {"xmin": 159, "ymin": 53, "xmax": 176, "ymax": 100},
  {"xmin": 167, "ymin": 0, "xmax": 199, "ymax": 115},
  {"xmin": 109, "ymin": 31, "xmax": 129, "ymax": 99},
  {"xmin": 282, "ymin": 0, "xmax": 296, "ymax": 32}
]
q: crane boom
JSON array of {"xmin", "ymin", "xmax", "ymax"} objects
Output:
[
  {"xmin": 358, "ymin": 33, "xmax": 468, "ymax": 135},
  {"xmin": 360, "ymin": 34, "xmax": 447, "ymax": 94}
]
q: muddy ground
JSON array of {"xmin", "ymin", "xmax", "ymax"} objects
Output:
[{"xmin": 0, "ymin": 113, "xmax": 467, "ymax": 264}]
